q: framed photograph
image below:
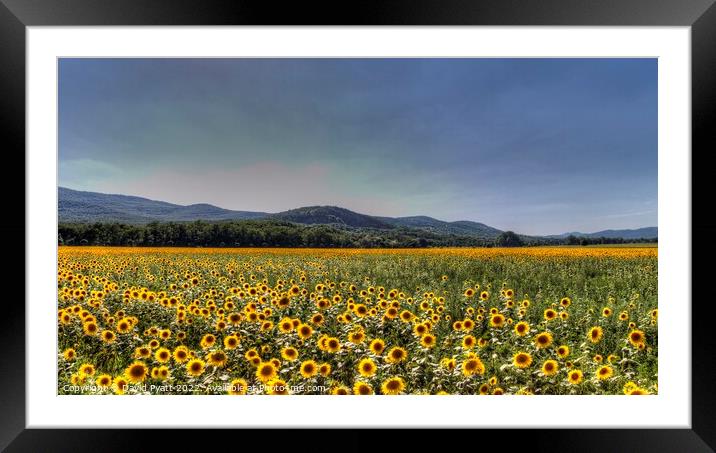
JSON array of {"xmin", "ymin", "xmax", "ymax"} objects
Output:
[{"xmin": 6, "ymin": 0, "xmax": 715, "ymax": 450}]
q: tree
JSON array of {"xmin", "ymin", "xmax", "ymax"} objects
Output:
[{"xmin": 495, "ymin": 231, "xmax": 523, "ymax": 247}]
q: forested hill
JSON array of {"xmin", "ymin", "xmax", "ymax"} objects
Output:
[
  {"xmin": 59, "ymin": 187, "xmax": 506, "ymax": 239},
  {"xmin": 58, "ymin": 187, "xmax": 657, "ymax": 247},
  {"xmin": 58, "ymin": 220, "xmax": 657, "ymax": 249}
]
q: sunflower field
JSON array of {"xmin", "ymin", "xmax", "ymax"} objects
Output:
[{"xmin": 57, "ymin": 246, "xmax": 657, "ymax": 395}]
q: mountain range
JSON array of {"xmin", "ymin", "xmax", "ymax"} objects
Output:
[
  {"xmin": 545, "ymin": 227, "xmax": 658, "ymax": 240},
  {"xmin": 58, "ymin": 187, "xmax": 657, "ymax": 240}
]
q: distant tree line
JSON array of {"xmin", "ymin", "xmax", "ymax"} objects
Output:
[
  {"xmin": 562, "ymin": 234, "xmax": 657, "ymax": 246},
  {"xmin": 57, "ymin": 221, "xmax": 656, "ymax": 248}
]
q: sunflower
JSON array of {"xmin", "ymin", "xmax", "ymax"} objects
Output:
[
  {"xmin": 281, "ymin": 347, "xmax": 299, "ymax": 362},
  {"xmin": 353, "ymin": 381, "xmax": 374, "ymax": 395},
  {"xmin": 513, "ymin": 352, "xmax": 532, "ymax": 369},
  {"xmin": 326, "ymin": 337, "xmax": 342, "ymax": 353},
  {"xmin": 461, "ymin": 357, "xmax": 486, "ymax": 376},
  {"xmin": 348, "ymin": 330, "xmax": 366, "ymax": 344},
  {"xmin": 479, "ymin": 383, "xmax": 490, "ymax": 395},
  {"xmin": 541, "ymin": 360, "xmax": 559, "ymax": 376},
  {"xmin": 256, "ymin": 361, "xmax": 278, "ymax": 383},
  {"xmin": 619, "ymin": 311, "xmax": 629, "ymax": 321},
  {"xmin": 224, "ymin": 334, "xmax": 240, "ymax": 350},
  {"xmin": 157, "ymin": 366, "xmax": 169, "ymax": 380},
  {"xmin": 462, "ymin": 335, "xmax": 476, "ymax": 349},
  {"xmin": 300, "ymin": 360, "xmax": 318, "ymax": 378},
  {"xmin": 534, "ymin": 332, "xmax": 553, "ymax": 349},
  {"xmin": 602, "ymin": 307, "xmax": 612, "ymax": 317},
  {"xmin": 207, "ymin": 350, "xmax": 228, "ymax": 368},
  {"xmin": 228, "ymin": 378, "xmax": 248, "ymax": 395},
  {"xmin": 588, "ymin": 326, "xmax": 604, "ymax": 343},
  {"xmin": 79, "ymin": 363, "xmax": 95, "ymax": 377},
  {"xmin": 331, "ymin": 386, "xmax": 350, "ymax": 395},
  {"xmin": 556, "ymin": 345, "xmax": 570, "ymax": 358},
  {"xmin": 567, "ymin": 370, "xmax": 583, "ymax": 385},
  {"xmin": 311, "ymin": 313, "xmax": 324, "ymax": 325},
  {"xmin": 464, "ymin": 288, "xmax": 475, "ymax": 298},
  {"xmin": 62, "ymin": 348, "xmax": 76, "ymax": 361},
  {"xmin": 228, "ymin": 312, "xmax": 242, "ymax": 325},
  {"xmin": 381, "ymin": 377, "xmax": 405, "ymax": 395},
  {"xmin": 628, "ymin": 329, "xmax": 646, "ymax": 347},
  {"xmin": 369, "ymin": 339, "xmax": 385, "ymax": 355},
  {"xmin": 514, "ymin": 321, "xmax": 530, "ymax": 337},
  {"xmin": 297, "ymin": 324, "xmax": 313, "ymax": 340},
  {"xmin": 82, "ymin": 322, "xmax": 99, "ymax": 336},
  {"xmin": 200, "ymin": 334, "xmax": 216, "ymax": 349},
  {"xmin": 441, "ymin": 357, "xmax": 457, "ymax": 370},
  {"xmin": 318, "ymin": 363, "xmax": 332, "ymax": 377},
  {"xmin": 125, "ymin": 361, "xmax": 148, "ymax": 383},
  {"xmin": 560, "ymin": 297, "xmax": 571, "ymax": 307},
  {"xmin": 543, "ymin": 309, "xmax": 558, "ymax": 321},
  {"xmin": 59, "ymin": 311, "xmax": 71, "ymax": 324},
  {"xmin": 596, "ymin": 365, "xmax": 614, "ymax": 380},
  {"xmin": 420, "ymin": 333, "xmax": 436, "ymax": 348},
  {"xmin": 357, "ymin": 305, "xmax": 371, "ymax": 318},
  {"xmin": 186, "ymin": 359, "xmax": 206, "ymax": 377},
  {"xmin": 386, "ymin": 347, "xmax": 407, "ymax": 364},
  {"xmin": 95, "ymin": 374, "xmax": 112, "ymax": 388},
  {"xmin": 489, "ymin": 314, "xmax": 505, "ymax": 328},
  {"xmin": 357, "ymin": 358, "xmax": 377, "ymax": 377},
  {"xmin": 100, "ymin": 330, "xmax": 116, "ymax": 343},
  {"xmin": 134, "ymin": 346, "xmax": 151, "ymax": 359},
  {"xmin": 154, "ymin": 347, "xmax": 171, "ymax": 363},
  {"xmin": 413, "ymin": 323, "xmax": 429, "ymax": 337},
  {"xmin": 278, "ymin": 318, "xmax": 293, "ymax": 333},
  {"xmin": 173, "ymin": 346, "xmax": 189, "ymax": 363},
  {"xmin": 267, "ymin": 379, "xmax": 289, "ymax": 395},
  {"xmin": 116, "ymin": 318, "xmax": 131, "ymax": 333},
  {"xmin": 112, "ymin": 376, "xmax": 129, "ymax": 395}
]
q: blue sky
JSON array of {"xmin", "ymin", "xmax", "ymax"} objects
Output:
[{"xmin": 58, "ymin": 58, "xmax": 657, "ymax": 235}]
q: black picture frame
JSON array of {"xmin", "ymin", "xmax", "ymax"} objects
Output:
[{"xmin": 3, "ymin": 0, "xmax": 715, "ymax": 451}]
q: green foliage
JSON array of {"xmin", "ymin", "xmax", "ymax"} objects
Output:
[
  {"xmin": 495, "ymin": 231, "xmax": 524, "ymax": 247},
  {"xmin": 57, "ymin": 220, "xmax": 566, "ymax": 248}
]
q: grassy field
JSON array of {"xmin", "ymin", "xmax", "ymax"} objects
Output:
[{"xmin": 57, "ymin": 246, "xmax": 658, "ymax": 395}]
